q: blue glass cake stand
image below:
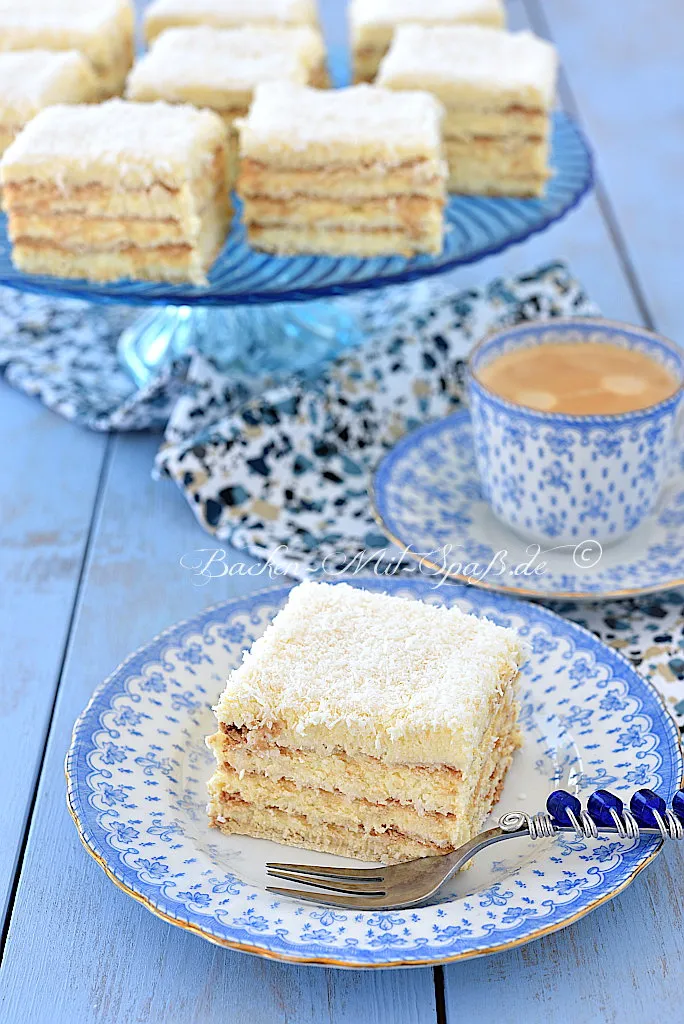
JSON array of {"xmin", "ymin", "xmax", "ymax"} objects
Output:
[{"xmin": 0, "ymin": 112, "xmax": 592, "ymax": 386}]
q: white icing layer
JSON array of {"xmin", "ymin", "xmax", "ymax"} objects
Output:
[
  {"xmin": 145, "ymin": 0, "xmax": 317, "ymax": 33},
  {"xmin": 0, "ymin": 99, "xmax": 227, "ymax": 188},
  {"xmin": 128, "ymin": 25, "xmax": 322, "ymax": 96},
  {"xmin": 0, "ymin": 50, "xmax": 99, "ymax": 120},
  {"xmin": 214, "ymin": 581, "xmax": 526, "ymax": 766},
  {"xmin": 378, "ymin": 26, "xmax": 558, "ymax": 109},
  {"xmin": 239, "ymin": 81, "xmax": 445, "ymax": 163},
  {"xmin": 0, "ymin": 0, "xmax": 130, "ymax": 34},
  {"xmin": 351, "ymin": 0, "xmax": 504, "ymax": 36}
]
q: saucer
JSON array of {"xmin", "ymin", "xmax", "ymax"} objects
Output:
[{"xmin": 371, "ymin": 410, "xmax": 684, "ymax": 600}]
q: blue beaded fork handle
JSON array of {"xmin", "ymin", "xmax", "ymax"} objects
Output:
[
  {"xmin": 503, "ymin": 787, "xmax": 684, "ymax": 841},
  {"xmin": 266, "ymin": 788, "xmax": 684, "ymax": 911}
]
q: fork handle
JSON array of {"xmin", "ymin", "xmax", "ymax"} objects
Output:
[
  {"xmin": 499, "ymin": 787, "xmax": 684, "ymax": 843},
  {"xmin": 436, "ymin": 787, "xmax": 684, "ymax": 886}
]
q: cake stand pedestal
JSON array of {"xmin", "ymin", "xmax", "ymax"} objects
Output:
[{"xmin": 117, "ymin": 301, "xmax": 360, "ymax": 387}]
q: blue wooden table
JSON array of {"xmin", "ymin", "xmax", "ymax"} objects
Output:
[{"xmin": 1, "ymin": 2, "xmax": 683, "ymax": 1020}]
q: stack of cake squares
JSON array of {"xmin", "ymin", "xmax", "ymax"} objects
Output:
[
  {"xmin": 0, "ymin": 101, "xmax": 231, "ymax": 285},
  {"xmin": 236, "ymin": 81, "xmax": 447, "ymax": 257},
  {"xmin": 350, "ymin": 0, "xmax": 506, "ymax": 82},
  {"xmin": 0, "ymin": 0, "xmax": 134, "ymax": 99},
  {"xmin": 0, "ymin": 0, "xmax": 562, "ymax": 282},
  {"xmin": 378, "ymin": 25, "xmax": 558, "ymax": 196}
]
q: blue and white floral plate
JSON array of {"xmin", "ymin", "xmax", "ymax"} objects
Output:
[
  {"xmin": 66, "ymin": 579, "xmax": 682, "ymax": 968},
  {"xmin": 372, "ymin": 410, "xmax": 684, "ymax": 601}
]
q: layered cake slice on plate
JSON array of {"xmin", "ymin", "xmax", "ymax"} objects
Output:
[{"xmin": 207, "ymin": 582, "xmax": 525, "ymax": 864}]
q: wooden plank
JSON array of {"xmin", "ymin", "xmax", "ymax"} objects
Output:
[
  {"xmin": 443, "ymin": 842, "xmax": 684, "ymax": 1024},
  {"xmin": 526, "ymin": 0, "xmax": 684, "ymax": 341},
  {"xmin": 0, "ymin": 433, "xmax": 438, "ymax": 1024},
  {"xmin": 0, "ymin": 382, "xmax": 105, "ymax": 926}
]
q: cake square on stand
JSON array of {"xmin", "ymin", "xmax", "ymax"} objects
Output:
[
  {"xmin": 207, "ymin": 582, "xmax": 526, "ymax": 864},
  {"xmin": 350, "ymin": 0, "xmax": 505, "ymax": 82},
  {"xmin": 378, "ymin": 25, "xmax": 558, "ymax": 196},
  {"xmin": 237, "ymin": 81, "xmax": 447, "ymax": 257},
  {"xmin": 0, "ymin": 0, "xmax": 134, "ymax": 98},
  {"xmin": 0, "ymin": 100, "xmax": 231, "ymax": 286}
]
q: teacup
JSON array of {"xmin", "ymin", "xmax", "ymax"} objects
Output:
[{"xmin": 467, "ymin": 318, "xmax": 684, "ymax": 546}]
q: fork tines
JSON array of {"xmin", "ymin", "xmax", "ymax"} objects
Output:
[{"xmin": 266, "ymin": 860, "xmax": 388, "ymax": 904}]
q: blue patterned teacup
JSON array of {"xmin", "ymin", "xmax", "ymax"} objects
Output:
[{"xmin": 467, "ymin": 318, "xmax": 684, "ymax": 545}]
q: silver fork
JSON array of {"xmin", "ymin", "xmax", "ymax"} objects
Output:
[{"xmin": 266, "ymin": 789, "xmax": 684, "ymax": 910}]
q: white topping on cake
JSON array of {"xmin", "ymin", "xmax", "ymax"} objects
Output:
[
  {"xmin": 0, "ymin": 100, "xmax": 226, "ymax": 186},
  {"xmin": 127, "ymin": 25, "xmax": 321, "ymax": 96},
  {"xmin": 378, "ymin": 26, "xmax": 558, "ymax": 109},
  {"xmin": 239, "ymin": 82, "xmax": 445, "ymax": 163},
  {"xmin": 351, "ymin": 0, "xmax": 505, "ymax": 31},
  {"xmin": 214, "ymin": 582, "xmax": 526, "ymax": 764},
  {"xmin": 145, "ymin": 0, "xmax": 317, "ymax": 30},
  {"xmin": 0, "ymin": 0, "xmax": 130, "ymax": 36}
]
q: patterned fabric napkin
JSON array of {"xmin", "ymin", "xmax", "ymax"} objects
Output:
[
  {"xmin": 558, "ymin": 592, "xmax": 684, "ymax": 737},
  {"xmin": 0, "ymin": 287, "xmax": 185, "ymax": 431},
  {"xmin": 157, "ymin": 260, "xmax": 596, "ymax": 573}
]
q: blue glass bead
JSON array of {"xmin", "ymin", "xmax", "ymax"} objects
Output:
[
  {"xmin": 630, "ymin": 789, "xmax": 667, "ymax": 827},
  {"xmin": 587, "ymin": 789, "xmax": 623, "ymax": 827},
  {"xmin": 546, "ymin": 789, "xmax": 581, "ymax": 825},
  {"xmin": 672, "ymin": 791, "xmax": 684, "ymax": 822}
]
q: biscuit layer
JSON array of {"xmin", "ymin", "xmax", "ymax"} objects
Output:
[{"xmin": 208, "ymin": 730, "xmax": 518, "ymax": 864}]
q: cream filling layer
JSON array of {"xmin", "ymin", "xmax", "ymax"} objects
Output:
[
  {"xmin": 241, "ymin": 194, "xmax": 444, "ymax": 232},
  {"xmin": 244, "ymin": 223, "xmax": 443, "ymax": 257},
  {"xmin": 209, "ymin": 732, "xmax": 518, "ymax": 864},
  {"xmin": 210, "ymin": 690, "xmax": 519, "ymax": 815},
  {"xmin": 11, "ymin": 203, "xmax": 228, "ymax": 285}
]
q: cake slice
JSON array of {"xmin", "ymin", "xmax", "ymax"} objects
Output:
[
  {"xmin": 377, "ymin": 25, "xmax": 558, "ymax": 196},
  {"xmin": 207, "ymin": 582, "xmax": 526, "ymax": 864},
  {"xmin": 350, "ymin": 0, "xmax": 505, "ymax": 82},
  {"xmin": 0, "ymin": 51, "xmax": 100, "ymax": 158},
  {"xmin": 0, "ymin": 0, "xmax": 134, "ymax": 99},
  {"xmin": 145, "ymin": 0, "xmax": 320, "ymax": 44},
  {"xmin": 0, "ymin": 100, "xmax": 231, "ymax": 286},
  {"xmin": 127, "ymin": 26, "xmax": 327, "ymax": 182},
  {"xmin": 237, "ymin": 82, "xmax": 447, "ymax": 257}
]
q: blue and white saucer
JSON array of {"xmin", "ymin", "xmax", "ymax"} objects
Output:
[
  {"xmin": 371, "ymin": 410, "xmax": 684, "ymax": 600},
  {"xmin": 67, "ymin": 579, "xmax": 682, "ymax": 968}
]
